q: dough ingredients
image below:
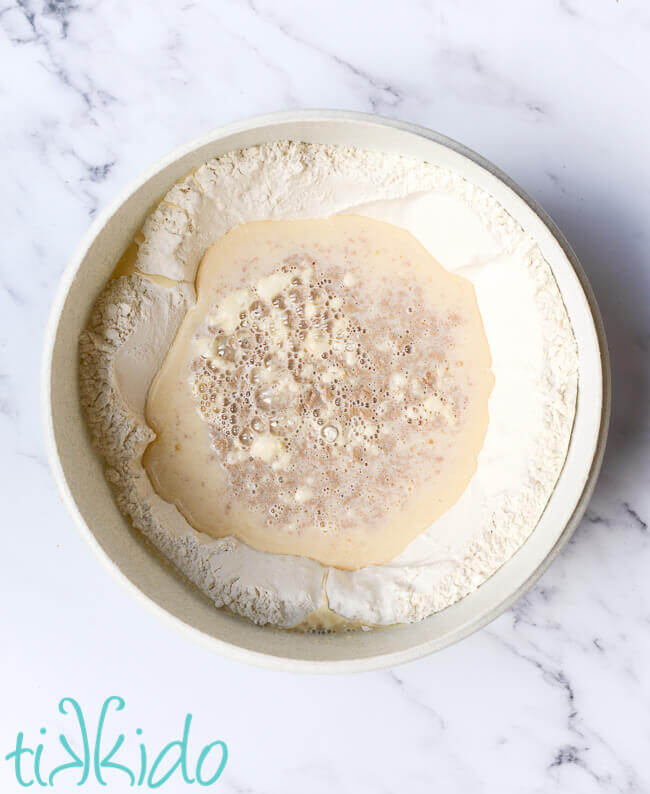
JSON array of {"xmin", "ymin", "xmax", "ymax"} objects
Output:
[{"xmin": 79, "ymin": 142, "xmax": 578, "ymax": 629}]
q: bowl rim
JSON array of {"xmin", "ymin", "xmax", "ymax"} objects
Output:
[{"xmin": 41, "ymin": 109, "xmax": 611, "ymax": 672}]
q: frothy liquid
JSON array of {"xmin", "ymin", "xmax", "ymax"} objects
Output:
[{"xmin": 143, "ymin": 216, "xmax": 493, "ymax": 569}]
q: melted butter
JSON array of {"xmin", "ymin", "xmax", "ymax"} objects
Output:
[
  {"xmin": 290, "ymin": 604, "xmax": 379, "ymax": 633},
  {"xmin": 143, "ymin": 215, "xmax": 493, "ymax": 570},
  {"xmin": 111, "ymin": 233, "xmax": 182, "ymax": 289},
  {"xmin": 111, "ymin": 238, "xmax": 141, "ymax": 279},
  {"xmin": 289, "ymin": 574, "xmax": 387, "ymax": 632}
]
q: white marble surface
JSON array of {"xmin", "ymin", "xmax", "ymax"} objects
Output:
[{"xmin": 1, "ymin": 1, "xmax": 649, "ymax": 791}]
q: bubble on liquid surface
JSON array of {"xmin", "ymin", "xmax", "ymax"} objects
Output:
[
  {"xmin": 256, "ymin": 387, "xmax": 274, "ymax": 410},
  {"xmin": 239, "ymin": 429, "xmax": 253, "ymax": 447},
  {"xmin": 321, "ymin": 424, "xmax": 339, "ymax": 443}
]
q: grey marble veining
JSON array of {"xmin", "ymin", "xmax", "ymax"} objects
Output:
[{"xmin": 2, "ymin": 1, "xmax": 649, "ymax": 791}]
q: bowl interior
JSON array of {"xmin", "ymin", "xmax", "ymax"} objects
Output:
[{"xmin": 43, "ymin": 112, "xmax": 608, "ymax": 672}]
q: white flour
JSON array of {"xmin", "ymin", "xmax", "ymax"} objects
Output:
[{"xmin": 79, "ymin": 141, "xmax": 578, "ymax": 628}]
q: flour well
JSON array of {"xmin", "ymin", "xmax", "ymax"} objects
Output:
[
  {"xmin": 79, "ymin": 141, "xmax": 578, "ymax": 628},
  {"xmin": 144, "ymin": 215, "xmax": 493, "ymax": 570}
]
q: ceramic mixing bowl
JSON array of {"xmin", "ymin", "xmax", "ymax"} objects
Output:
[{"xmin": 42, "ymin": 111, "xmax": 610, "ymax": 672}]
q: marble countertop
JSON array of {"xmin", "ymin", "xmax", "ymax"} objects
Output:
[{"xmin": 2, "ymin": 1, "xmax": 649, "ymax": 791}]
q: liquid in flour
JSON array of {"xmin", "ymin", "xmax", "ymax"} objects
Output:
[{"xmin": 143, "ymin": 215, "xmax": 493, "ymax": 569}]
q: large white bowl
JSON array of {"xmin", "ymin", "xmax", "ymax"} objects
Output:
[{"xmin": 41, "ymin": 111, "xmax": 610, "ymax": 673}]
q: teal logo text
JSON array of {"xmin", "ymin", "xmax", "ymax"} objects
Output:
[{"xmin": 4, "ymin": 696, "xmax": 228, "ymax": 788}]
